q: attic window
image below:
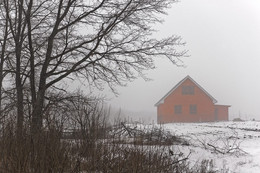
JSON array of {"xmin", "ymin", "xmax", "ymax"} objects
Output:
[{"xmin": 182, "ymin": 86, "xmax": 194, "ymax": 95}]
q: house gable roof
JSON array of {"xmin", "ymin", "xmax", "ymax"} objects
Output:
[{"xmin": 154, "ymin": 75, "xmax": 217, "ymax": 106}]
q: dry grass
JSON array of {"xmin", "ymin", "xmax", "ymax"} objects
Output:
[
  {"xmin": 0, "ymin": 122, "xmax": 221, "ymax": 173},
  {"xmin": 0, "ymin": 99, "xmax": 220, "ymax": 173}
]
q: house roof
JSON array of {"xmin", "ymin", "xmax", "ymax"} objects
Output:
[{"xmin": 154, "ymin": 75, "xmax": 218, "ymax": 106}]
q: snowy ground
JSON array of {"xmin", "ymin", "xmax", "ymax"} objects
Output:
[{"xmin": 159, "ymin": 121, "xmax": 260, "ymax": 173}]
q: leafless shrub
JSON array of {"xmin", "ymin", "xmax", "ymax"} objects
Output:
[
  {"xmin": 111, "ymin": 122, "xmax": 189, "ymax": 146},
  {"xmin": 192, "ymin": 128, "xmax": 247, "ymax": 157}
]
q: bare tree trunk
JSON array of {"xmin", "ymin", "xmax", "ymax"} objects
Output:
[
  {"xmin": 26, "ymin": 0, "xmax": 39, "ymax": 134},
  {"xmin": 0, "ymin": 11, "xmax": 8, "ymax": 119},
  {"xmin": 7, "ymin": 0, "xmax": 26, "ymax": 136},
  {"xmin": 15, "ymin": 49, "xmax": 24, "ymax": 136},
  {"xmin": 26, "ymin": 0, "xmax": 36, "ymax": 112},
  {"xmin": 30, "ymin": 5, "xmax": 61, "ymax": 133},
  {"xmin": 31, "ymin": 90, "xmax": 45, "ymax": 134},
  {"xmin": 16, "ymin": 1, "xmax": 25, "ymax": 137}
]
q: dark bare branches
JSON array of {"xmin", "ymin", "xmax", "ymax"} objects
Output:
[{"xmin": 0, "ymin": 0, "xmax": 186, "ymax": 133}]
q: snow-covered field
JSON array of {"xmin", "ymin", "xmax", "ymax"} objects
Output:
[{"xmin": 160, "ymin": 121, "xmax": 260, "ymax": 173}]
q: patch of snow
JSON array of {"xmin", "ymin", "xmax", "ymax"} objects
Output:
[{"xmin": 137, "ymin": 121, "xmax": 260, "ymax": 173}]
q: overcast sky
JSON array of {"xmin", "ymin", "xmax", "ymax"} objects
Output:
[{"xmin": 103, "ymin": 0, "xmax": 260, "ymax": 121}]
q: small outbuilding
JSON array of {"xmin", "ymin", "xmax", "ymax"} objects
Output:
[{"xmin": 155, "ymin": 75, "xmax": 230, "ymax": 123}]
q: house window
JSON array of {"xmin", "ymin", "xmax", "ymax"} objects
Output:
[
  {"xmin": 214, "ymin": 108, "xmax": 218, "ymax": 121},
  {"xmin": 182, "ymin": 86, "xmax": 194, "ymax": 95},
  {"xmin": 190, "ymin": 105, "xmax": 197, "ymax": 114},
  {"xmin": 174, "ymin": 105, "xmax": 182, "ymax": 114}
]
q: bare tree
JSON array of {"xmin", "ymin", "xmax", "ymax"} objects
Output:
[
  {"xmin": 1, "ymin": 0, "xmax": 186, "ymax": 134},
  {"xmin": 0, "ymin": 0, "xmax": 30, "ymax": 135}
]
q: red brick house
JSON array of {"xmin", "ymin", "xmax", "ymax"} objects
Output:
[{"xmin": 155, "ymin": 76, "xmax": 230, "ymax": 123}]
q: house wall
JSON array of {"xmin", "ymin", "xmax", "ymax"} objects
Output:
[
  {"xmin": 214, "ymin": 105, "xmax": 229, "ymax": 121},
  {"xmin": 157, "ymin": 79, "xmax": 216, "ymax": 123}
]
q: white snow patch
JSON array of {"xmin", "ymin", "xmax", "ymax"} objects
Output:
[{"xmin": 139, "ymin": 121, "xmax": 260, "ymax": 173}]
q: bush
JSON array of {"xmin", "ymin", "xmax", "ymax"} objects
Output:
[{"xmin": 233, "ymin": 118, "xmax": 244, "ymax": 122}]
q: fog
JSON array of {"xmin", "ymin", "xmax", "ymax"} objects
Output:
[{"xmin": 103, "ymin": 0, "xmax": 260, "ymax": 122}]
